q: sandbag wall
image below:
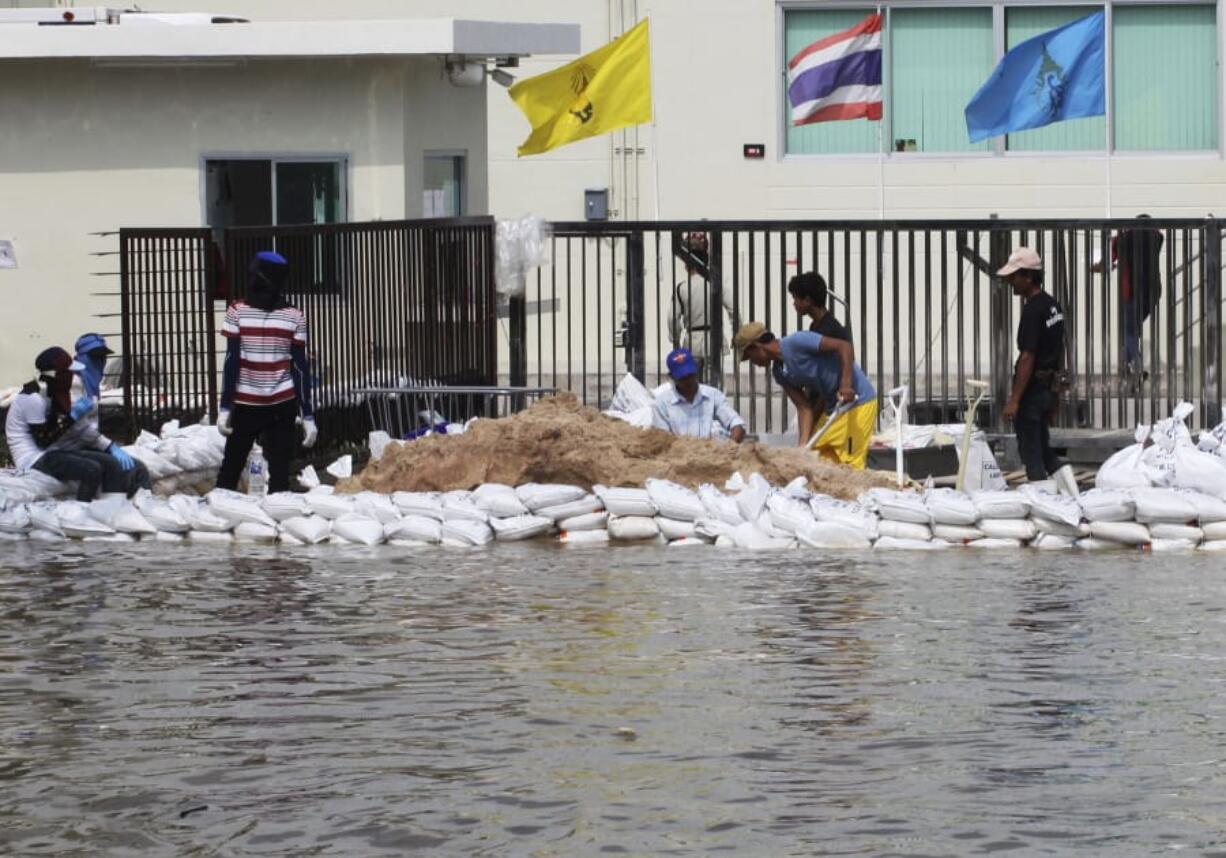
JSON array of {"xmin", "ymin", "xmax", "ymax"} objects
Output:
[{"xmin": 3, "ymin": 475, "xmax": 1226, "ymax": 552}]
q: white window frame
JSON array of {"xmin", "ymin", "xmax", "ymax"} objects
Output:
[{"xmin": 777, "ymin": 0, "xmax": 1222, "ymax": 162}]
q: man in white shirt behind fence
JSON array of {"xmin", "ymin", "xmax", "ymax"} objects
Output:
[{"xmin": 652, "ymin": 347, "xmax": 746, "ymax": 443}]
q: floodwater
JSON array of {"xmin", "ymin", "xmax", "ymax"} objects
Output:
[{"xmin": 3, "ymin": 543, "xmax": 1226, "ymax": 856}]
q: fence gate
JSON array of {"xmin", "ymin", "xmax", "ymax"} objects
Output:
[{"xmin": 118, "ymin": 228, "xmax": 217, "ymax": 434}]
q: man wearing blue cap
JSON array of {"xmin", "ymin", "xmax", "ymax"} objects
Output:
[
  {"xmin": 651, "ymin": 347, "xmax": 746, "ymax": 443},
  {"xmin": 215, "ymin": 251, "xmax": 317, "ymax": 494},
  {"xmin": 73, "ymin": 332, "xmax": 112, "ymax": 400}
]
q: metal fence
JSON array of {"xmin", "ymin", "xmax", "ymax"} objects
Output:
[
  {"xmin": 513, "ymin": 218, "xmax": 1224, "ymax": 433},
  {"xmin": 119, "ymin": 217, "xmax": 497, "ymax": 442}
]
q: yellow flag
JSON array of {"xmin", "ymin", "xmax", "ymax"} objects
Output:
[{"xmin": 509, "ymin": 19, "xmax": 652, "ymax": 156}]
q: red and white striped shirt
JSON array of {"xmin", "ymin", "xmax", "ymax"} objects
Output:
[{"xmin": 222, "ymin": 301, "xmax": 307, "ymax": 406}]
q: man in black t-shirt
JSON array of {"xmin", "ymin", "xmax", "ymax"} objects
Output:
[
  {"xmin": 788, "ymin": 271, "xmax": 852, "ymax": 344},
  {"xmin": 997, "ymin": 247, "xmax": 1078, "ymax": 495}
]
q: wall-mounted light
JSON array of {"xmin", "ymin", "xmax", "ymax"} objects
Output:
[{"xmin": 489, "ymin": 68, "xmax": 516, "ymax": 88}]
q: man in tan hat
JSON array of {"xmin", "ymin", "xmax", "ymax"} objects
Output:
[
  {"xmin": 731, "ymin": 321, "xmax": 876, "ymax": 468},
  {"xmin": 997, "ymin": 247, "xmax": 1077, "ymax": 495}
]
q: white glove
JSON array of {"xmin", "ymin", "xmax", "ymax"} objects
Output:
[
  {"xmin": 301, "ymin": 417, "xmax": 318, "ymax": 449},
  {"xmin": 217, "ymin": 409, "xmax": 233, "ymax": 437}
]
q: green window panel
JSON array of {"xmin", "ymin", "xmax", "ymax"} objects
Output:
[
  {"xmin": 784, "ymin": 9, "xmax": 882, "ymax": 155},
  {"xmin": 890, "ymin": 7, "xmax": 994, "ymax": 153},
  {"xmin": 1113, "ymin": 4, "xmax": 1218, "ymax": 151},
  {"xmin": 1006, "ymin": 6, "xmax": 1107, "ymax": 151}
]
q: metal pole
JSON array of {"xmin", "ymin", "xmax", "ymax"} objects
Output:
[
  {"xmin": 988, "ymin": 215, "xmax": 1012, "ymax": 433},
  {"xmin": 625, "ymin": 231, "xmax": 646, "ymax": 382},
  {"xmin": 708, "ymin": 230, "xmax": 725, "ymax": 386},
  {"xmin": 509, "ymin": 294, "xmax": 527, "ymax": 389},
  {"xmin": 1203, "ymin": 217, "xmax": 1221, "ymax": 428}
]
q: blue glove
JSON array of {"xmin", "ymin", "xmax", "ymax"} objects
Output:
[
  {"xmin": 70, "ymin": 396, "xmax": 95, "ymax": 422},
  {"xmin": 108, "ymin": 444, "xmax": 136, "ymax": 472}
]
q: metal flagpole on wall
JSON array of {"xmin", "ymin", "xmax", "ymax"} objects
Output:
[{"xmin": 878, "ymin": 5, "xmax": 886, "ymax": 218}]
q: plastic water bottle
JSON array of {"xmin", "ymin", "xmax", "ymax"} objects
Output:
[{"xmin": 247, "ymin": 446, "xmax": 267, "ymax": 498}]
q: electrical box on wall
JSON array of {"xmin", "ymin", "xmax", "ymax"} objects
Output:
[{"xmin": 585, "ymin": 188, "xmax": 608, "ymax": 221}]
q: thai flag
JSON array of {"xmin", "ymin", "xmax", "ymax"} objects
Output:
[{"xmin": 788, "ymin": 13, "xmax": 883, "ymax": 125}]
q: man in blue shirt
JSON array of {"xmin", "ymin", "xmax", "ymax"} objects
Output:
[
  {"xmin": 732, "ymin": 322, "xmax": 877, "ymax": 469},
  {"xmin": 652, "ymin": 347, "xmax": 746, "ymax": 443}
]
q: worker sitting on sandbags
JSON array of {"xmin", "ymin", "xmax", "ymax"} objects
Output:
[
  {"xmin": 733, "ymin": 322, "xmax": 877, "ymax": 469},
  {"xmin": 651, "ymin": 347, "xmax": 746, "ymax": 443}
]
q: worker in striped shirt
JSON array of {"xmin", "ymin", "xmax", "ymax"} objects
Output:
[
  {"xmin": 652, "ymin": 347, "xmax": 746, "ymax": 443},
  {"xmin": 215, "ymin": 251, "xmax": 317, "ymax": 493}
]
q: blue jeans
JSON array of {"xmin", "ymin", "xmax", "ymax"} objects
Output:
[{"xmin": 35, "ymin": 449, "xmax": 151, "ymax": 502}]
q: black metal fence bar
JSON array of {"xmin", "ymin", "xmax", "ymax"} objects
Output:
[{"xmin": 517, "ymin": 218, "xmax": 1223, "ymax": 434}]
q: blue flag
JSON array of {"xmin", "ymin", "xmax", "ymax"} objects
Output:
[{"xmin": 965, "ymin": 11, "xmax": 1105, "ymax": 143}]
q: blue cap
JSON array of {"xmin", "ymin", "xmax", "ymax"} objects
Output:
[
  {"xmin": 666, "ymin": 347, "xmax": 698, "ymax": 379},
  {"xmin": 74, "ymin": 332, "xmax": 112, "ymax": 355},
  {"xmin": 254, "ymin": 250, "xmax": 287, "ymax": 266}
]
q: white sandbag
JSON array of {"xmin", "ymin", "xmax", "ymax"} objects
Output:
[
  {"xmin": 966, "ymin": 538, "xmax": 1023, "ymax": 549},
  {"xmin": 874, "ymin": 536, "xmax": 948, "ymax": 551},
  {"xmin": 729, "ymin": 521, "xmax": 794, "ymax": 550},
  {"xmin": 0, "ymin": 504, "xmax": 32, "ymax": 534},
  {"xmin": 1074, "ymin": 537, "xmax": 1129, "ymax": 551},
  {"xmin": 386, "ymin": 539, "xmax": 431, "ymax": 549},
  {"xmin": 441, "ymin": 496, "xmax": 490, "ymax": 524},
  {"xmin": 1130, "ymin": 487, "xmax": 1198, "ymax": 524},
  {"xmin": 859, "ymin": 488, "xmax": 930, "ymax": 524},
  {"xmin": 326, "ymin": 454, "xmax": 353, "ymax": 480},
  {"xmin": 368, "ymin": 430, "xmax": 393, "ymax": 462},
  {"xmin": 559, "ymin": 529, "xmax": 610, "ymax": 545},
  {"xmin": 1031, "ymin": 516, "xmax": 1086, "ymax": 539},
  {"xmin": 168, "ymin": 496, "xmax": 232, "ymax": 532},
  {"xmin": 1202, "ymin": 520, "xmax": 1226, "ymax": 541},
  {"xmin": 976, "ymin": 518, "xmax": 1037, "ymax": 541},
  {"xmin": 332, "ymin": 514, "xmax": 386, "ymax": 546},
  {"xmin": 188, "ymin": 530, "xmax": 233, "ymax": 544},
  {"xmin": 153, "ymin": 531, "xmax": 185, "ymax": 544},
  {"xmin": 1199, "ymin": 540, "xmax": 1226, "ymax": 552},
  {"xmin": 1032, "ymin": 533, "xmax": 1076, "ymax": 550},
  {"xmin": 353, "ymin": 492, "xmax": 401, "ymax": 525},
  {"xmin": 557, "ymin": 511, "xmax": 608, "ymax": 532},
  {"xmin": 1175, "ymin": 490, "xmax": 1226, "ymax": 524},
  {"xmin": 1077, "ymin": 489, "xmax": 1136, "ymax": 523},
  {"xmin": 932, "ymin": 524, "xmax": 985, "ymax": 543},
  {"xmin": 0, "ymin": 469, "xmax": 71, "ymax": 501},
  {"xmin": 1020, "ymin": 485, "xmax": 1082, "ymax": 527},
  {"xmin": 517, "ymin": 483, "xmax": 587, "ymax": 512},
  {"xmin": 305, "ymin": 492, "xmax": 356, "ymax": 521},
  {"xmin": 298, "ymin": 465, "xmax": 321, "ymax": 490},
  {"xmin": 471, "ymin": 483, "xmax": 529, "ymax": 518},
  {"xmin": 1096, "ymin": 425, "xmax": 1153, "ymax": 490},
  {"xmin": 609, "ymin": 372, "xmax": 656, "ymax": 413},
  {"xmin": 279, "ymin": 515, "xmax": 331, "ymax": 544},
  {"xmin": 668, "ymin": 537, "xmax": 709, "ymax": 547},
  {"xmin": 134, "ymin": 494, "xmax": 190, "ymax": 532},
  {"xmin": 605, "ymin": 406, "xmax": 654, "ymax": 429},
  {"xmin": 1139, "ymin": 444, "xmax": 1177, "ymax": 488},
  {"xmin": 489, "ymin": 514, "xmax": 553, "ymax": 542},
  {"xmin": 645, "ymin": 479, "xmax": 706, "ymax": 522},
  {"xmin": 694, "ymin": 518, "xmax": 736, "ymax": 541},
  {"xmin": 28, "ymin": 529, "xmax": 66, "ymax": 542},
  {"xmin": 83, "ymin": 532, "xmax": 137, "ymax": 544},
  {"xmin": 535, "ymin": 494, "xmax": 604, "ymax": 523},
  {"xmin": 262, "ymin": 492, "xmax": 309, "ymax": 522},
  {"xmin": 87, "ymin": 496, "xmax": 158, "ymax": 535},
  {"xmin": 782, "ymin": 476, "xmax": 811, "ymax": 499},
  {"xmin": 766, "ymin": 493, "xmax": 815, "ymax": 535},
  {"xmin": 27, "ymin": 501, "xmax": 64, "ymax": 536},
  {"xmin": 391, "ymin": 491, "xmax": 444, "ymax": 520},
  {"xmin": 383, "ymin": 515, "xmax": 442, "ymax": 544},
  {"xmin": 810, "ymin": 495, "xmax": 879, "ymax": 536},
  {"xmin": 202, "ymin": 488, "xmax": 275, "ymax": 528},
  {"xmin": 924, "ymin": 488, "xmax": 978, "ymax": 526},
  {"xmin": 440, "ymin": 518, "xmax": 494, "ymax": 546},
  {"xmin": 794, "ymin": 520, "xmax": 872, "ymax": 550},
  {"xmin": 1149, "ymin": 538, "xmax": 1198, "ymax": 553},
  {"xmin": 1162, "ymin": 434, "xmax": 1226, "ymax": 497},
  {"xmin": 1088, "ymin": 521, "xmax": 1151, "ymax": 545},
  {"xmin": 57, "ymin": 502, "xmax": 116, "ymax": 539},
  {"xmin": 607, "ymin": 515, "xmax": 660, "ymax": 541},
  {"xmin": 0, "ymin": 531, "xmax": 25, "ymax": 541},
  {"xmin": 593, "ymin": 485, "xmax": 657, "ymax": 517},
  {"xmin": 876, "ymin": 519, "xmax": 931, "ymax": 541},
  {"xmin": 697, "ymin": 484, "xmax": 745, "ymax": 526},
  {"xmin": 970, "ymin": 490, "xmax": 1030, "ymax": 520},
  {"xmin": 734, "ymin": 473, "xmax": 772, "ymax": 523},
  {"xmin": 233, "ymin": 522, "xmax": 279, "ymax": 544},
  {"xmin": 754, "ymin": 511, "xmax": 790, "ymax": 539},
  {"xmin": 123, "ymin": 444, "xmax": 181, "ymax": 479},
  {"xmin": 1147, "ymin": 523, "xmax": 1203, "ymax": 542},
  {"xmin": 655, "ymin": 517, "xmax": 696, "ymax": 541},
  {"xmin": 713, "ymin": 534, "xmax": 735, "ymax": 548}
]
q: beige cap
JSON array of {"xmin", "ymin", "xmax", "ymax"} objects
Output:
[
  {"xmin": 996, "ymin": 246, "xmax": 1043, "ymax": 277},
  {"xmin": 732, "ymin": 321, "xmax": 768, "ymax": 361}
]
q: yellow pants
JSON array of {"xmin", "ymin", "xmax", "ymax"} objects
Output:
[{"xmin": 810, "ymin": 399, "xmax": 878, "ymax": 470}]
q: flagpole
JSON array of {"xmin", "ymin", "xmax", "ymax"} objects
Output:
[{"xmin": 877, "ymin": 5, "xmax": 886, "ymax": 218}]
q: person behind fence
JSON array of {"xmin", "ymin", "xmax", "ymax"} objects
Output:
[
  {"xmin": 732, "ymin": 322, "xmax": 877, "ymax": 469},
  {"xmin": 216, "ymin": 251, "xmax": 317, "ymax": 494},
  {"xmin": 669, "ymin": 231, "xmax": 737, "ymax": 379},
  {"xmin": 788, "ymin": 271, "xmax": 852, "ymax": 344},
  {"xmin": 652, "ymin": 347, "xmax": 746, "ymax": 443},
  {"xmin": 5, "ymin": 346, "xmax": 148, "ymax": 501},
  {"xmin": 997, "ymin": 247, "xmax": 1078, "ymax": 496},
  {"xmin": 1091, "ymin": 213, "xmax": 1163, "ymax": 383},
  {"xmin": 73, "ymin": 331, "xmax": 112, "ymax": 399}
]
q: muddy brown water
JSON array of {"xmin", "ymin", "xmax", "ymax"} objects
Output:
[{"xmin": 3, "ymin": 541, "xmax": 1226, "ymax": 855}]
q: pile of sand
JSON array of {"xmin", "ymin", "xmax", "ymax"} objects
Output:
[{"xmin": 340, "ymin": 395, "xmax": 893, "ymax": 501}]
